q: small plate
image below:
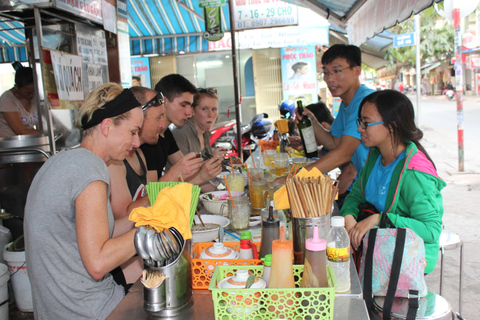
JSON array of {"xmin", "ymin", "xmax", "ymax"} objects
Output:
[{"xmin": 249, "ymin": 216, "xmax": 262, "ymax": 227}]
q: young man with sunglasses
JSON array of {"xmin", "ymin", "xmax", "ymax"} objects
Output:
[
  {"xmin": 299, "ymin": 44, "xmax": 375, "ymax": 205},
  {"xmin": 141, "ymin": 74, "xmax": 222, "ymax": 190}
]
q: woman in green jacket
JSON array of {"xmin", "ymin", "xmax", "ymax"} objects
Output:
[{"xmin": 341, "ymin": 90, "xmax": 446, "ymax": 273}]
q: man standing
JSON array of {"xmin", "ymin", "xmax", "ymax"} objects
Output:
[
  {"xmin": 141, "ymin": 74, "xmax": 222, "ymax": 189},
  {"xmin": 301, "ymin": 44, "xmax": 375, "ymax": 195}
]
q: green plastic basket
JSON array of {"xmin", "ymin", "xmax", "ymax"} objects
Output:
[
  {"xmin": 208, "ymin": 265, "xmax": 336, "ymax": 320},
  {"xmin": 146, "ymin": 182, "xmax": 200, "ymax": 227}
]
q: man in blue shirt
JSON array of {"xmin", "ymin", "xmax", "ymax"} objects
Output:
[{"xmin": 300, "ymin": 44, "xmax": 375, "ymax": 199}]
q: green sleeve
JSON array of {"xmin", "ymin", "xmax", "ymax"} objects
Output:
[{"xmin": 386, "ymin": 171, "xmax": 443, "ymax": 243}]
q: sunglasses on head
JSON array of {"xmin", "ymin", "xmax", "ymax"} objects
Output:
[
  {"xmin": 142, "ymin": 92, "xmax": 164, "ymax": 111},
  {"xmin": 197, "ymin": 87, "xmax": 217, "ymax": 94}
]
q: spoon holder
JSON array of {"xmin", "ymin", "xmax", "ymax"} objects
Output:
[{"xmin": 144, "ymin": 239, "xmax": 193, "ymax": 317}]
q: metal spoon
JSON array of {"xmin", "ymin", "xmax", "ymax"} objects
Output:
[
  {"xmin": 134, "ymin": 226, "xmax": 150, "ymax": 260},
  {"xmin": 163, "ymin": 229, "xmax": 181, "ymax": 255},
  {"xmin": 145, "ymin": 228, "xmax": 162, "ymax": 262}
]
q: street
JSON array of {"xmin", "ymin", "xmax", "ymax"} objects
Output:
[{"xmin": 408, "ymin": 94, "xmax": 480, "ymax": 319}]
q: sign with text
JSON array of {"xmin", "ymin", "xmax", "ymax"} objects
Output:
[
  {"xmin": 233, "ymin": 0, "xmax": 298, "ymax": 30},
  {"xmin": 131, "ymin": 57, "xmax": 151, "ymax": 88},
  {"xmin": 77, "ymin": 31, "xmax": 108, "ymax": 66},
  {"xmin": 393, "ymin": 33, "xmax": 415, "ymax": 48},
  {"xmin": 87, "ymin": 64, "xmax": 103, "ymax": 93},
  {"xmin": 470, "ymin": 54, "xmax": 480, "ymax": 69},
  {"xmin": 208, "ymin": 26, "xmax": 328, "ymax": 51},
  {"xmin": 199, "ymin": 0, "xmax": 225, "ymax": 8},
  {"xmin": 203, "ymin": 6, "xmax": 224, "ymax": 41},
  {"xmin": 54, "ymin": 0, "xmax": 102, "ymax": 24},
  {"xmin": 51, "ymin": 51, "xmax": 84, "ymax": 101},
  {"xmin": 281, "ymin": 45, "xmax": 317, "ymax": 106}
]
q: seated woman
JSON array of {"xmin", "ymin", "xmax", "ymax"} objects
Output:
[
  {"xmin": 341, "ymin": 89, "xmax": 446, "ymax": 274},
  {"xmin": 108, "ymin": 86, "xmax": 165, "ymax": 285},
  {"xmin": 24, "ymin": 83, "xmax": 143, "ymax": 319},
  {"xmin": 0, "ymin": 62, "xmax": 40, "ymax": 137},
  {"xmin": 172, "ymin": 87, "xmax": 225, "ymax": 159},
  {"xmin": 171, "ymin": 87, "xmax": 225, "ymax": 191}
]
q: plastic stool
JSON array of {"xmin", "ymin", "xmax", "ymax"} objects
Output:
[{"xmin": 439, "ymin": 231, "xmax": 463, "ymax": 316}]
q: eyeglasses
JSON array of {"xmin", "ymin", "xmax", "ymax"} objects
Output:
[
  {"xmin": 142, "ymin": 92, "xmax": 164, "ymax": 111},
  {"xmin": 197, "ymin": 87, "xmax": 217, "ymax": 94},
  {"xmin": 356, "ymin": 118, "xmax": 384, "ymax": 130},
  {"xmin": 321, "ymin": 66, "xmax": 352, "ymax": 78}
]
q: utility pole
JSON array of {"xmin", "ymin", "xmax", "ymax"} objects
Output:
[
  {"xmin": 453, "ymin": 8, "xmax": 464, "ymax": 172},
  {"xmin": 415, "ymin": 15, "xmax": 421, "ymax": 127}
]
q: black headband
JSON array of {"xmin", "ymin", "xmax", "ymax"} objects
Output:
[{"xmin": 81, "ymin": 89, "xmax": 141, "ymax": 130}]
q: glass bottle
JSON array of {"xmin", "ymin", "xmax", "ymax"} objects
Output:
[{"xmin": 296, "ymin": 100, "xmax": 318, "ymax": 158}]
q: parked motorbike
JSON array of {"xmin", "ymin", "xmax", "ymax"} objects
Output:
[{"xmin": 210, "ymin": 113, "xmax": 274, "ymax": 160}]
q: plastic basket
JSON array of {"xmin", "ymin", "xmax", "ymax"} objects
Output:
[
  {"xmin": 209, "ymin": 265, "xmax": 335, "ymax": 320},
  {"xmin": 259, "ymin": 140, "xmax": 279, "ymax": 152},
  {"xmin": 191, "ymin": 242, "xmax": 263, "ymax": 290}
]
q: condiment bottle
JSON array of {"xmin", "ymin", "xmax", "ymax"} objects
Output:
[
  {"xmin": 259, "ymin": 203, "xmax": 280, "ymax": 259},
  {"xmin": 241, "ymin": 231, "xmax": 253, "ymax": 242},
  {"xmin": 261, "ymin": 254, "xmax": 272, "ymax": 287},
  {"xmin": 300, "ymin": 226, "xmax": 328, "ymax": 288},
  {"xmin": 239, "ymin": 239, "xmax": 259, "ymax": 260},
  {"xmin": 327, "ymin": 216, "xmax": 351, "ymax": 293},
  {"xmin": 269, "ymin": 226, "xmax": 295, "ymax": 288}
]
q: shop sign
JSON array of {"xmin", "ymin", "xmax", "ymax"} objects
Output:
[
  {"xmin": 208, "ymin": 26, "xmax": 328, "ymax": 51},
  {"xmin": 87, "ymin": 64, "xmax": 103, "ymax": 93},
  {"xmin": 462, "ymin": 31, "xmax": 477, "ymax": 52},
  {"xmin": 54, "ymin": 0, "xmax": 102, "ymax": 24},
  {"xmin": 199, "ymin": 0, "xmax": 225, "ymax": 8},
  {"xmin": 233, "ymin": 0, "xmax": 298, "ymax": 30},
  {"xmin": 130, "ymin": 57, "xmax": 152, "ymax": 88},
  {"xmin": 42, "ymin": 49, "xmax": 83, "ymax": 110},
  {"xmin": 77, "ymin": 31, "xmax": 108, "ymax": 66},
  {"xmin": 281, "ymin": 45, "xmax": 318, "ymax": 106},
  {"xmin": 203, "ymin": 6, "xmax": 224, "ymax": 42},
  {"xmin": 50, "ymin": 50, "xmax": 85, "ymax": 102},
  {"xmin": 393, "ymin": 33, "xmax": 415, "ymax": 48},
  {"xmin": 471, "ymin": 54, "xmax": 480, "ymax": 69}
]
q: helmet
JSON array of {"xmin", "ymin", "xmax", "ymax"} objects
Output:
[
  {"xmin": 250, "ymin": 113, "xmax": 273, "ymax": 139},
  {"xmin": 278, "ymin": 99, "xmax": 295, "ymax": 119}
]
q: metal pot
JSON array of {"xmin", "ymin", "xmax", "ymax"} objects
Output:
[{"xmin": 0, "ymin": 134, "xmax": 50, "ymax": 164}]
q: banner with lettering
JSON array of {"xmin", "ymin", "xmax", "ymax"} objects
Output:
[
  {"xmin": 130, "ymin": 57, "xmax": 151, "ymax": 88},
  {"xmin": 281, "ymin": 45, "xmax": 317, "ymax": 106},
  {"xmin": 50, "ymin": 50, "xmax": 85, "ymax": 108},
  {"xmin": 42, "ymin": 49, "xmax": 84, "ymax": 110},
  {"xmin": 54, "ymin": 0, "xmax": 103, "ymax": 24}
]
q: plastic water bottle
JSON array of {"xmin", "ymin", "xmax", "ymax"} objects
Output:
[{"xmin": 326, "ymin": 216, "xmax": 351, "ymax": 293}]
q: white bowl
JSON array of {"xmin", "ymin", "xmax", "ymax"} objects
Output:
[
  {"xmin": 192, "ymin": 215, "xmax": 230, "ymax": 243},
  {"xmin": 200, "ymin": 191, "xmax": 245, "ymax": 215}
]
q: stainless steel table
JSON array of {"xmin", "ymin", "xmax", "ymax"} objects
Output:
[{"xmin": 108, "ymin": 263, "xmax": 368, "ymax": 320}]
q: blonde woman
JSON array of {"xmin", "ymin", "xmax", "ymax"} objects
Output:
[{"xmin": 25, "ymin": 83, "xmax": 143, "ymax": 319}]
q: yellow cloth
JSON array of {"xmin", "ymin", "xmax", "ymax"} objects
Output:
[
  {"xmin": 273, "ymin": 167, "xmax": 324, "ymax": 210},
  {"xmin": 275, "ymin": 119, "xmax": 290, "ymax": 134},
  {"xmin": 129, "ymin": 183, "xmax": 193, "ymax": 240}
]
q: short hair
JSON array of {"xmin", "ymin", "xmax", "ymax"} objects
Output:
[
  {"xmin": 306, "ymin": 102, "xmax": 333, "ymax": 125},
  {"xmin": 74, "ymin": 83, "xmax": 131, "ymax": 137},
  {"xmin": 292, "ymin": 62, "xmax": 308, "ymax": 73},
  {"xmin": 154, "ymin": 74, "xmax": 197, "ymax": 103},
  {"xmin": 130, "ymin": 86, "xmax": 161, "ymax": 117},
  {"xmin": 132, "ymin": 76, "xmax": 141, "ymax": 82},
  {"xmin": 14, "ymin": 66, "xmax": 34, "ymax": 88},
  {"xmin": 321, "ymin": 44, "xmax": 361, "ymax": 67}
]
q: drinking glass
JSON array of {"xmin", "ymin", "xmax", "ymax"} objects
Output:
[
  {"xmin": 249, "ymin": 168, "xmax": 264, "ymax": 181},
  {"xmin": 220, "ymin": 196, "xmax": 251, "ymax": 231},
  {"xmin": 262, "ymin": 150, "xmax": 277, "ymax": 168},
  {"xmin": 226, "ymin": 173, "xmax": 244, "ymax": 193},
  {"xmin": 249, "ymin": 180, "xmax": 268, "ymax": 214},
  {"xmin": 269, "ymin": 153, "xmax": 289, "ymax": 177}
]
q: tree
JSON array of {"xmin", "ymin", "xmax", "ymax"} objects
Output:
[{"xmin": 384, "ymin": 6, "xmax": 454, "ymax": 89}]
